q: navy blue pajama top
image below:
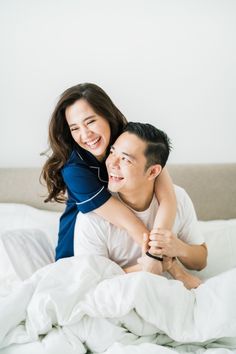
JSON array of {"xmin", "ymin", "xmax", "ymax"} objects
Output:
[{"xmin": 55, "ymin": 147, "xmax": 111, "ymax": 261}]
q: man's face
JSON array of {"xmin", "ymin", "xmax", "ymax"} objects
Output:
[{"xmin": 106, "ymin": 132, "xmax": 149, "ymax": 193}]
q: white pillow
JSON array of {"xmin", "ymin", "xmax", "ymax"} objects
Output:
[
  {"xmin": 0, "ymin": 203, "xmax": 62, "ymax": 248},
  {"xmin": 191, "ymin": 219, "xmax": 236, "ymax": 280},
  {"xmin": 0, "ymin": 203, "xmax": 61, "ymax": 283},
  {"xmin": 0, "ymin": 228, "xmax": 54, "ymax": 282}
]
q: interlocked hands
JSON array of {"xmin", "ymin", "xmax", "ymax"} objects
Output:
[
  {"xmin": 148, "ymin": 228, "xmax": 182, "ymax": 258},
  {"xmin": 137, "ymin": 233, "xmax": 173, "ymax": 275}
]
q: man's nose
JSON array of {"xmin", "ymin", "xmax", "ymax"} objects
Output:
[{"xmin": 109, "ymin": 154, "xmax": 120, "ymax": 168}]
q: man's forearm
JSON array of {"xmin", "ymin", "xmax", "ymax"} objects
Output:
[
  {"xmin": 167, "ymin": 259, "xmax": 202, "ymax": 289},
  {"xmin": 123, "ymin": 264, "xmax": 142, "ymax": 273},
  {"xmin": 177, "ymin": 242, "xmax": 207, "ymax": 270},
  {"xmin": 123, "ymin": 256, "xmax": 163, "ymax": 275}
]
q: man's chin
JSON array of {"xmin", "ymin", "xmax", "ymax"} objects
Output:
[{"xmin": 108, "ymin": 183, "xmax": 121, "ymax": 193}]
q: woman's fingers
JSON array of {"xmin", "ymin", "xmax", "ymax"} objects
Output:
[{"xmin": 142, "ymin": 233, "xmax": 149, "ymax": 255}]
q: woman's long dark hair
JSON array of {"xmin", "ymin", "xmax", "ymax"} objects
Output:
[{"xmin": 41, "ymin": 83, "xmax": 127, "ymax": 203}]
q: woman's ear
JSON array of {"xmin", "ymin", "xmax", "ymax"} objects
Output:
[{"xmin": 147, "ymin": 164, "xmax": 162, "ymax": 180}]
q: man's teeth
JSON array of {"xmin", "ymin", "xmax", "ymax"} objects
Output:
[
  {"xmin": 85, "ymin": 137, "xmax": 100, "ymax": 147},
  {"xmin": 110, "ymin": 173, "xmax": 123, "ymax": 180}
]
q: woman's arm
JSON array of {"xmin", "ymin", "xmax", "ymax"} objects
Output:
[
  {"xmin": 94, "ymin": 168, "xmax": 177, "ymax": 256},
  {"xmin": 94, "ymin": 196, "xmax": 148, "ymax": 246},
  {"xmin": 62, "ymin": 161, "xmax": 149, "ymax": 247},
  {"xmin": 152, "ymin": 167, "xmax": 177, "ymax": 230}
]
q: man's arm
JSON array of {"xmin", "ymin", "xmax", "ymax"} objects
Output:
[
  {"xmin": 123, "ymin": 264, "xmax": 142, "ymax": 273},
  {"xmin": 137, "ymin": 236, "xmax": 203, "ymax": 289},
  {"xmin": 172, "ymin": 239, "xmax": 207, "ymax": 270},
  {"xmin": 167, "ymin": 259, "xmax": 202, "ymax": 289},
  {"xmin": 149, "ymin": 229, "xmax": 207, "ymax": 270}
]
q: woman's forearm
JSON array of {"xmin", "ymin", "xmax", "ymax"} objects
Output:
[
  {"xmin": 94, "ymin": 196, "xmax": 148, "ymax": 246},
  {"xmin": 153, "ymin": 167, "xmax": 176, "ymax": 230}
]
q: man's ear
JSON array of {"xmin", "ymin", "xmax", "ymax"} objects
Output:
[{"xmin": 146, "ymin": 164, "xmax": 162, "ymax": 180}]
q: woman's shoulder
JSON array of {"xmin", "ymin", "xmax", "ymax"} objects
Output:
[
  {"xmin": 65, "ymin": 149, "xmax": 85, "ymax": 165},
  {"xmin": 62, "ymin": 148, "xmax": 107, "ymax": 182},
  {"xmin": 65, "ymin": 147, "xmax": 102, "ymax": 167},
  {"xmin": 62, "ymin": 149, "xmax": 88, "ymax": 175}
]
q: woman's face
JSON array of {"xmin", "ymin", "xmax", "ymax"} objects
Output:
[{"xmin": 65, "ymin": 99, "xmax": 111, "ymax": 161}]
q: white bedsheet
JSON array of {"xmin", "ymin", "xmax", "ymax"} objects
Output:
[{"xmin": 1, "ymin": 256, "xmax": 236, "ymax": 354}]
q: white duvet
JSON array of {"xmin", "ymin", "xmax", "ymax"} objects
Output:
[{"xmin": 1, "ymin": 256, "xmax": 236, "ymax": 354}]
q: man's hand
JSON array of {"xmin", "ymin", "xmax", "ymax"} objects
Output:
[
  {"xmin": 178, "ymin": 272, "xmax": 202, "ymax": 290},
  {"xmin": 168, "ymin": 259, "xmax": 202, "ymax": 289},
  {"xmin": 162, "ymin": 256, "xmax": 174, "ymax": 272},
  {"xmin": 137, "ymin": 233, "xmax": 163, "ymax": 275},
  {"xmin": 149, "ymin": 228, "xmax": 183, "ymax": 258}
]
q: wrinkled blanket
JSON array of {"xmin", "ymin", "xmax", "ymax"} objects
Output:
[{"xmin": 1, "ymin": 256, "xmax": 236, "ymax": 354}]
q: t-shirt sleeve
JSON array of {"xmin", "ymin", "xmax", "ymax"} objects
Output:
[
  {"xmin": 74, "ymin": 212, "xmax": 109, "ymax": 258},
  {"xmin": 175, "ymin": 186, "xmax": 205, "ymax": 245},
  {"xmin": 62, "ymin": 163, "xmax": 111, "ymax": 213}
]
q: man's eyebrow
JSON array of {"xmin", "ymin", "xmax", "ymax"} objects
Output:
[
  {"xmin": 122, "ymin": 152, "xmax": 136, "ymax": 161},
  {"xmin": 111, "ymin": 146, "xmax": 136, "ymax": 161},
  {"xmin": 69, "ymin": 115, "xmax": 96, "ymax": 127}
]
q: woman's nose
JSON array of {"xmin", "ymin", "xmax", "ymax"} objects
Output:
[{"xmin": 80, "ymin": 125, "xmax": 91, "ymax": 139}]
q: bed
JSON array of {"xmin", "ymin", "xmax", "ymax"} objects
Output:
[{"xmin": 0, "ymin": 164, "xmax": 236, "ymax": 354}]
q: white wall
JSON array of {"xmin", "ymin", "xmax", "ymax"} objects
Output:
[{"xmin": 0, "ymin": 0, "xmax": 235, "ymax": 167}]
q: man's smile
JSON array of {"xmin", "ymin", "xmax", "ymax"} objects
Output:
[{"xmin": 108, "ymin": 173, "xmax": 124, "ymax": 182}]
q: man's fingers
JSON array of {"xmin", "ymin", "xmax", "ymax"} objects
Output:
[{"xmin": 142, "ymin": 233, "xmax": 149, "ymax": 255}]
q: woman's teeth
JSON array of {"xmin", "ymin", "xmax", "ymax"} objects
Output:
[{"xmin": 85, "ymin": 137, "xmax": 100, "ymax": 147}]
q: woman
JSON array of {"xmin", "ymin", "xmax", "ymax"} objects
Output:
[{"xmin": 41, "ymin": 83, "xmax": 177, "ymax": 261}]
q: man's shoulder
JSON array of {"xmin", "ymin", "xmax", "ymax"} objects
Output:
[
  {"xmin": 174, "ymin": 184, "xmax": 195, "ymax": 215},
  {"xmin": 174, "ymin": 184, "xmax": 190, "ymax": 201},
  {"xmin": 77, "ymin": 211, "xmax": 111, "ymax": 229}
]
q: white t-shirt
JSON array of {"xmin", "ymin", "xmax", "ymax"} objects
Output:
[{"xmin": 74, "ymin": 185, "xmax": 204, "ymax": 268}]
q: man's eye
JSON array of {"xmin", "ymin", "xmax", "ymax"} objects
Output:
[{"xmin": 122, "ymin": 157, "xmax": 131, "ymax": 164}]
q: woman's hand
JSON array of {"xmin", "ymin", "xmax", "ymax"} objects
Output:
[{"xmin": 137, "ymin": 233, "xmax": 163, "ymax": 275}]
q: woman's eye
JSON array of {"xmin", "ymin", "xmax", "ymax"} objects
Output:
[
  {"xmin": 71, "ymin": 127, "xmax": 79, "ymax": 132},
  {"xmin": 87, "ymin": 119, "xmax": 95, "ymax": 125}
]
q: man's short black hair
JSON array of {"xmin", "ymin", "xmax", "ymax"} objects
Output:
[{"xmin": 123, "ymin": 122, "xmax": 171, "ymax": 169}]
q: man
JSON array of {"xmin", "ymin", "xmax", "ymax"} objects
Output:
[{"xmin": 74, "ymin": 122, "xmax": 207, "ymax": 289}]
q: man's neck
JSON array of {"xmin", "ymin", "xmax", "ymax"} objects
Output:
[{"xmin": 118, "ymin": 185, "xmax": 155, "ymax": 212}]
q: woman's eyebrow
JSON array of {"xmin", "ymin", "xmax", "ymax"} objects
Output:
[{"xmin": 83, "ymin": 115, "xmax": 96, "ymax": 122}]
